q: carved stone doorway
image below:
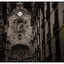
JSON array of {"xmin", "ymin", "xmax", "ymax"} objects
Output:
[{"xmin": 7, "ymin": 44, "xmax": 32, "ymax": 62}]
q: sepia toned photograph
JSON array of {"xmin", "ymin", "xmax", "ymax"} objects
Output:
[{"xmin": 0, "ymin": 1, "xmax": 64, "ymax": 62}]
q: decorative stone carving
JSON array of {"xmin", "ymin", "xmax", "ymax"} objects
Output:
[
  {"xmin": 5, "ymin": 8, "xmax": 33, "ymax": 61},
  {"xmin": 6, "ymin": 8, "xmax": 33, "ymax": 47}
]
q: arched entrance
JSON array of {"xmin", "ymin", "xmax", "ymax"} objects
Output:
[{"xmin": 8, "ymin": 44, "xmax": 32, "ymax": 62}]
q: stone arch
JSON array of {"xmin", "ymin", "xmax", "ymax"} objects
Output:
[{"xmin": 8, "ymin": 44, "xmax": 32, "ymax": 62}]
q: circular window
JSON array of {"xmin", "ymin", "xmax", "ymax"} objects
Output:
[{"xmin": 18, "ymin": 12, "xmax": 22, "ymax": 17}]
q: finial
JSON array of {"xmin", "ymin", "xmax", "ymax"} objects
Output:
[{"xmin": 16, "ymin": 2, "xmax": 24, "ymax": 9}]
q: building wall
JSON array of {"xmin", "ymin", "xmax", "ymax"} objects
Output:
[
  {"xmin": 31, "ymin": 2, "xmax": 44, "ymax": 62},
  {"xmin": 58, "ymin": 2, "xmax": 64, "ymax": 61},
  {"xmin": 50, "ymin": 2, "xmax": 56, "ymax": 61},
  {"xmin": 42, "ymin": 2, "xmax": 60, "ymax": 61},
  {"xmin": 42, "ymin": 2, "xmax": 64, "ymax": 61},
  {"xmin": 44, "ymin": 2, "xmax": 48, "ymax": 59}
]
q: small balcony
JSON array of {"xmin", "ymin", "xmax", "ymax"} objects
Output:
[
  {"xmin": 47, "ymin": 30, "xmax": 51, "ymax": 44},
  {"xmin": 42, "ymin": 40, "xmax": 46, "ymax": 49},
  {"xmin": 46, "ymin": 9, "xmax": 50, "ymax": 21},
  {"xmin": 52, "ymin": 2, "xmax": 58, "ymax": 9},
  {"xmin": 37, "ymin": 45, "xmax": 40, "ymax": 52},
  {"xmin": 53, "ymin": 23, "xmax": 59, "ymax": 36},
  {"xmin": 42, "ymin": 19, "xmax": 45, "ymax": 29},
  {"xmin": 45, "ymin": 54, "xmax": 52, "ymax": 61},
  {"xmin": 42, "ymin": 40, "xmax": 45, "ymax": 46},
  {"xmin": 37, "ymin": 27, "xmax": 40, "ymax": 35},
  {"xmin": 35, "ymin": 48, "xmax": 38, "ymax": 55}
]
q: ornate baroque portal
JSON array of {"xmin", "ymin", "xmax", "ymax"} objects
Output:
[{"xmin": 5, "ymin": 2, "xmax": 33, "ymax": 62}]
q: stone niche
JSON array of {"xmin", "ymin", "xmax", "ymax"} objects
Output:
[{"xmin": 5, "ymin": 8, "xmax": 33, "ymax": 62}]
